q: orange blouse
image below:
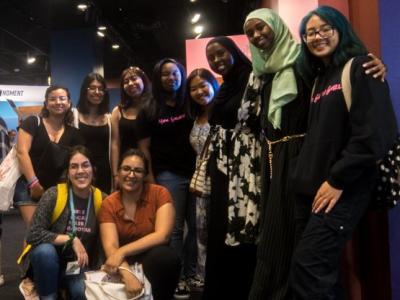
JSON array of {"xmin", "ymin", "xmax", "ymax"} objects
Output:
[{"xmin": 98, "ymin": 183, "xmax": 172, "ymax": 246}]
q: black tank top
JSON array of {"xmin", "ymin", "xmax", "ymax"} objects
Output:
[{"xmin": 118, "ymin": 106, "xmax": 140, "ymax": 155}]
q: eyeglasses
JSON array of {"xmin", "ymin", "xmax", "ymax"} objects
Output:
[
  {"xmin": 47, "ymin": 96, "xmax": 69, "ymax": 101},
  {"xmin": 119, "ymin": 165, "xmax": 146, "ymax": 176},
  {"xmin": 303, "ymin": 25, "xmax": 335, "ymax": 42},
  {"xmin": 69, "ymin": 162, "xmax": 92, "ymax": 171},
  {"xmin": 87, "ymin": 86, "xmax": 105, "ymax": 94}
]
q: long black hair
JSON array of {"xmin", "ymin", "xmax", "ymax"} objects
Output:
[
  {"xmin": 185, "ymin": 68, "xmax": 219, "ymax": 120},
  {"xmin": 152, "ymin": 58, "xmax": 186, "ymax": 109},
  {"xmin": 77, "ymin": 73, "xmax": 110, "ymax": 114}
]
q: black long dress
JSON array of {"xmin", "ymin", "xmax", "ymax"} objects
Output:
[
  {"xmin": 202, "ymin": 36, "xmax": 255, "ymax": 300},
  {"xmin": 248, "ymin": 71, "xmax": 309, "ymax": 300},
  {"xmin": 79, "ymin": 122, "xmax": 111, "ymax": 194}
]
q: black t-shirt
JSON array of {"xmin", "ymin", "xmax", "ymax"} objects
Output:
[
  {"xmin": 137, "ymin": 105, "xmax": 196, "ymax": 177},
  {"xmin": 20, "ymin": 116, "xmax": 84, "ymax": 189},
  {"xmin": 64, "ymin": 193, "xmax": 98, "ymax": 261}
]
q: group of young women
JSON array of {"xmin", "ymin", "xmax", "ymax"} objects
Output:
[
  {"xmin": 202, "ymin": 6, "xmax": 395, "ymax": 300},
  {"xmin": 10, "ymin": 4, "xmax": 397, "ymax": 300}
]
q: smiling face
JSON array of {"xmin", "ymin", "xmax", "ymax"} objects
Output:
[
  {"xmin": 118, "ymin": 155, "xmax": 146, "ymax": 193},
  {"xmin": 86, "ymin": 79, "xmax": 105, "ymax": 106},
  {"xmin": 68, "ymin": 152, "xmax": 93, "ymax": 192},
  {"xmin": 189, "ymin": 76, "xmax": 215, "ymax": 107},
  {"xmin": 45, "ymin": 88, "xmax": 71, "ymax": 117},
  {"xmin": 244, "ymin": 18, "xmax": 275, "ymax": 51},
  {"xmin": 160, "ymin": 62, "xmax": 182, "ymax": 92},
  {"xmin": 304, "ymin": 14, "xmax": 339, "ymax": 65},
  {"xmin": 123, "ymin": 72, "xmax": 145, "ymax": 98},
  {"xmin": 206, "ymin": 42, "xmax": 234, "ymax": 76}
]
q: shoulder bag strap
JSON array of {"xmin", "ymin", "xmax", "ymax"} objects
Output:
[{"xmin": 341, "ymin": 57, "xmax": 355, "ymax": 112}]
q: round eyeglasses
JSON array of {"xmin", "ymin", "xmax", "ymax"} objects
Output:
[{"xmin": 303, "ymin": 25, "xmax": 335, "ymax": 42}]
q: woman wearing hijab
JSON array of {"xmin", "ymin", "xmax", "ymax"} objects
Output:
[
  {"xmin": 203, "ymin": 36, "xmax": 256, "ymax": 300},
  {"xmin": 243, "ymin": 9, "xmax": 309, "ymax": 300}
]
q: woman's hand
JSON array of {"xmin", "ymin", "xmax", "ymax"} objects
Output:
[
  {"xmin": 121, "ymin": 270, "xmax": 144, "ymax": 299},
  {"xmin": 103, "ymin": 250, "xmax": 125, "ymax": 274},
  {"xmin": 312, "ymin": 181, "xmax": 343, "ymax": 214},
  {"xmin": 71, "ymin": 237, "xmax": 89, "ymax": 267},
  {"xmin": 30, "ymin": 183, "xmax": 44, "ymax": 200},
  {"xmin": 363, "ymin": 53, "xmax": 386, "ymax": 82}
]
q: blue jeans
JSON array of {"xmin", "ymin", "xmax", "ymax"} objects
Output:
[
  {"xmin": 156, "ymin": 171, "xmax": 197, "ymax": 279},
  {"xmin": 29, "ymin": 243, "xmax": 86, "ymax": 300}
]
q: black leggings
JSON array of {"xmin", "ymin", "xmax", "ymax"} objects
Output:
[{"xmin": 127, "ymin": 245, "xmax": 180, "ymax": 300}]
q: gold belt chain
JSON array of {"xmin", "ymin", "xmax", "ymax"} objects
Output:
[{"xmin": 266, "ymin": 133, "xmax": 306, "ymax": 179}]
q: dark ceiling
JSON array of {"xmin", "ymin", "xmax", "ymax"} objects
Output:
[{"xmin": 0, "ymin": 0, "xmax": 261, "ymax": 85}]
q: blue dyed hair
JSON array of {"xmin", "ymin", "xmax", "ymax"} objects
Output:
[{"xmin": 298, "ymin": 6, "xmax": 367, "ymax": 79}]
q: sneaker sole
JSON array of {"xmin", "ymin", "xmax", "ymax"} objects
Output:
[{"xmin": 173, "ymin": 295, "xmax": 191, "ymax": 300}]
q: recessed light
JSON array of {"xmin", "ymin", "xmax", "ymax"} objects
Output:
[
  {"xmin": 191, "ymin": 13, "xmax": 201, "ymax": 24},
  {"xmin": 112, "ymin": 44, "xmax": 120, "ymax": 49},
  {"xmin": 193, "ymin": 25, "xmax": 203, "ymax": 34},
  {"xmin": 27, "ymin": 57, "xmax": 36, "ymax": 64},
  {"xmin": 97, "ymin": 31, "xmax": 105, "ymax": 37},
  {"xmin": 77, "ymin": 4, "xmax": 88, "ymax": 11},
  {"xmin": 98, "ymin": 26, "xmax": 107, "ymax": 31}
]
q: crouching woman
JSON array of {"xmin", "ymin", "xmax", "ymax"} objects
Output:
[
  {"xmin": 99, "ymin": 149, "xmax": 180, "ymax": 300},
  {"xmin": 21, "ymin": 146, "xmax": 105, "ymax": 300}
]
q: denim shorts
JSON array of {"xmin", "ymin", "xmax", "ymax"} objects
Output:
[{"xmin": 13, "ymin": 176, "xmax": 38, "ymax": 206}]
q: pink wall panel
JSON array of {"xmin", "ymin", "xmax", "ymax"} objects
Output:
[{"xmin": 185, "ymin": 34, "xmax": 251, "ymax": 77}]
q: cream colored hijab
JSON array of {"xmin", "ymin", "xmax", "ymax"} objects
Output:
[{"xmin": 244, "ymin": 8, "xmax": 300, "ymax": 129}]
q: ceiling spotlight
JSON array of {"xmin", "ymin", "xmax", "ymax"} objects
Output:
[
  {"xmin": 191, "ymin": 13, "xmax": 201, "ymax": 24},
  {"xmin": 112, "ymin": 44, "xmax": 120, "ymax": 50},
  {"xmin": 97, "ymin": 31, "xmax": 105, "ymax": 37},
  {"xmin": 98, "ymin": 26, "xmax": 107, "ymax": 31},
  {"xmin": 193, "ymin": 25, "xmax": 204, "ymax": 34},
  {"xmin": 190, "ymin": 0, "xmax": 197, "ymax": 2},
  {"xmin": 27, "ymin": 57, "xmax": 36, "ymax": 64},
  {"xmin": 77, "ymin": 4, "xmax": 88, "ymax": 11}
]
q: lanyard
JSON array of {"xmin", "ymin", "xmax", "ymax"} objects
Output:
[{"xmin": 68, "ymin": 188, "xmax": 92, "ymax": 234}]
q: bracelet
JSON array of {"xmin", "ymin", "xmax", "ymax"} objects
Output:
[
  {"xmin": 28, "ymin": 176, "xmax": 38, "ymax": 185},
  {"xmin": 28, "ymin": 178, "xmax": 39, "ymax": 189},
  {"xmin": 62, "ymin": 232, "xmax": 77, "ymax": 252}
]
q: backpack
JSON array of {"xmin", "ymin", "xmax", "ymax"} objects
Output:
[
  {"xmin": 341, "ymin": 58, "xmax": 400, "ymax": 209},
  {"xmin": 17, "ymin": 183, "xmax": 103, "ymax": 264}
]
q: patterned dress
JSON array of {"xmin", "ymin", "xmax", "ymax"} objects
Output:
[{"xmin": 189, "ymin": 121, "xmax": 211, "ymax": 279}]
